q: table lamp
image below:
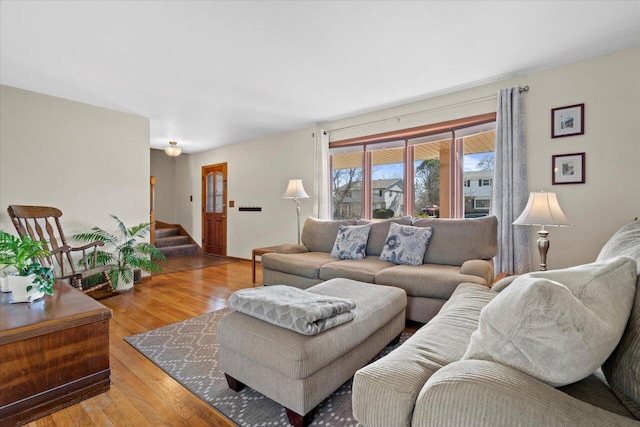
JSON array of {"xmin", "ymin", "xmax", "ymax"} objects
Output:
[
  {"xmin": 513, "ymin": 191, "xmax": 573, "ymax": 271},
  {"xmin": 282, "ymin": 179, "xmax": 309, "ymax": 244}
]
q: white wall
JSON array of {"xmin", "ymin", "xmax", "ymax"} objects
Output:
[
  {"xmin": 150, "ymin": 148, "xmax": 177, "ymax": 223},
  {"xmin": 0, "ymin": 85, "xmax": 150, "ymax": 237},
  {"xmin": 173, "ymin": 128, "xmax": 316, "ymax": 257},
  {"xmin": 171, "ymin": 48, "xmax": 640, "ymax": 269}
]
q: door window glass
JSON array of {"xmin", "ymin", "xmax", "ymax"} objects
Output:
[
  {"xmin": 215, "ymin": 172, "xmax": 224, "ymax": 213},
  {"xmin": 206, "ymin": 173, "xmax": 214, "ymax": 212}
]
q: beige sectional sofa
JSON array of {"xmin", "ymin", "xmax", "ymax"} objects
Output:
[
  {"xmin": 261, "ymin": 215, "xmax": 498, "ymax": 323},
  {"xmin": 353, "ymin": 220, "xmax": 640, "ymax": 427}
]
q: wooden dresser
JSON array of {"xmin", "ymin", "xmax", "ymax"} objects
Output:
[{"xmin": 0, "ymin": 282, "xmax": 112, "ymax": 426}]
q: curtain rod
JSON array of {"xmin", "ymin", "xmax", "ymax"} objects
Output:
[{"xmin": 325, "ymin": 85, "xmax": 529, "ymax": 135}]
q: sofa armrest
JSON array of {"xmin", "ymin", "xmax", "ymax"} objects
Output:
[
  {"xmin": 276, "ymin": 243, "xmax": 309, "ymax": 254},
  {"xmin": 412, "ymin": 360, "xmax": 639, "ymax": 427},
  {"xmin": 490, "ymin": 274, "xmax": 520, "ymax": 292},
  {"xmin": 459, "ymin": 259, "xmax": 493, "ymax": 286}
]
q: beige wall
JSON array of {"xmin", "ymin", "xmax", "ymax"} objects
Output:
[
  {"xmin": 150, "ymin": 148, "xmax": 177, "ymax": 224},
  {"xmin": 0, "ymin": 85, "xmax": 150, "ymax": 237},
  {"xmin": 172, "ymin": 128, "xmax": 316, "ymax": 256},
  {"xmin": 520, "ymin": 48, "xmax": 639, "ymax": 269},
  {"xmin": 167, "ymin": 47, "xmax": 639, "ymax": 269},
  {"xmin": 323, "ymin": 48, "xmax": 640, "ymax": 270}
]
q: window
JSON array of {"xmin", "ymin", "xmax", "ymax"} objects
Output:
[
  {"xmin": 411, "ymin": 132, "xmax": 451, "ymax": 218},
  {"xmin": 474, "ymin": 199, "xmax": 491, "ymax": 210},
  {"xmin": 331, "ymin": 147, "xmax": 363, "ymax": 219},
  {"xmin": 330, "ymin": 114, "xmax": 496, "ymax": 220},
  {"xmin": 371, "ymin": 141, "xmax": 404, "ymax": 218},
  {"xmin": 462, "ymin": 121, "xmax": 496, "ymax": 217}
]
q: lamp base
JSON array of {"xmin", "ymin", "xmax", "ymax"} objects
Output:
[
  {"xmin": 295, "ymin": 198, "xmax": 301, "ymax": 245},
  {"xmin": 537, "ymin": 228, "xmax": 550, "ymax": 271}
]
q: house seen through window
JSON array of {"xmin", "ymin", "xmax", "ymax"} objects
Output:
[{"xmin": 330, "ymin": 116, "xmax": 496, "ymax": 220}]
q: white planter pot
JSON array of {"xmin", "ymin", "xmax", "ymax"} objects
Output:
[
  {"xmin": 8, "ymin": 274, "xmax": 45, "ymax": 303},
  {"xmin": 116, "ymin": 272, "xmax": 135, "ymax": 292},
  {"xmin": 1, "ymin": 265, "xmax": 15, "ymax": 292},
  {"xmin": 0, "ymin": 275, "xmax": 10, "ymax": 292}
]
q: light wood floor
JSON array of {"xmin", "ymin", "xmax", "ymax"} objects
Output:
[
  {"xmin": 26, "ymin": 259, "xmax": 256, "ymax": 427},
  {"xmin": 25, "ymin": 258, "xmax": 421, "ymax": 426}
]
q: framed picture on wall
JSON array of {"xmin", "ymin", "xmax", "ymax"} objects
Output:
[
  {"xmin": 552, "ymin": 152, "xmax": 585, "ymax": 185},
  {"xmin": 551, "ymin": 103, "xmax": 584, "ymax": 138}
]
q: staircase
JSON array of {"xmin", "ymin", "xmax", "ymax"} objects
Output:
[{"xmin": 155, "ymin": 227, "xmax": 199, "ymax": 258}]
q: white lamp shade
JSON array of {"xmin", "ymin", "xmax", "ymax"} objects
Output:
[
  {"xmin": 513, "ymin": 191, "xmax": 573, "ymax": 227},
  {"xmin": 282, "ymin": 179, "xmax": 309, "ymax": 199}
]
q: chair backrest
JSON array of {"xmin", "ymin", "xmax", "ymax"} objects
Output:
[
  {"xmin": 7, "ymin": 205, "xmax": 72, "ymax": 273},
  {"xmin": 8, "ymin": 205, "xmax": 68, "ymax": 249}
]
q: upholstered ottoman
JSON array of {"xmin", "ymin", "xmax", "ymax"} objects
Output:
[{"xmin": 218, "ymin": 278, "xmax": 407, "ymax": 427}]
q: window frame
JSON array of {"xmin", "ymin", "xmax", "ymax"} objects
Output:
[{"xmin": 329, "ymin": 113, "xmax": 496, "ymax": 220}]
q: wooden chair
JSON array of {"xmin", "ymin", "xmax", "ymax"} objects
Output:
[{"xmin": 7, "ymin": 205, "xmax": 114, "ymax": 294}]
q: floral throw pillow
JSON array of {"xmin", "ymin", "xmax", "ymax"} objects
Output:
[
  {"xmin": 379, "ymin": 223, "xmax": 433, "ymax": 266},
  {"xmin": 330, "ymin": 223, "xmax": 372, "ymax": 260}
]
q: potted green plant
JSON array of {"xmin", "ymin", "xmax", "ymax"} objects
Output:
[
  {"xmin": 0, "ymin": 231, "xmax": 55, "ymax": 301},
  {"xmin": 73, "ymin": 215, "xmax": 165, "ymax": 291}
]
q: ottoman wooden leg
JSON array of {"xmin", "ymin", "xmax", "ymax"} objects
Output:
[
  {"xmin": 286, "ymin": 408, "xmax": 315, "ymax": 427},
  {"xmin": 224, "ymin": 374, "xmax": 246, "ymax": 392}
]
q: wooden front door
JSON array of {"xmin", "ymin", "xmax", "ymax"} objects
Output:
[{"xmin": 202, "ymin": 163, "xmax": 227, "ymax": 256}]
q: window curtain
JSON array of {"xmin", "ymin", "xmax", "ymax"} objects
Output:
[
  {"xmin": 491, "ymin": 87, "xmax": 530, "ymax": 275},
  {"xmin": 314, "ymin": 130, "xmax": 331, "ymax": 219}
]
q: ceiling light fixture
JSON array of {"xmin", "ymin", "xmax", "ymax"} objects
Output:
[{"xmin": 165, "ymin": 141, "xmax": 182, "ymax": 157}]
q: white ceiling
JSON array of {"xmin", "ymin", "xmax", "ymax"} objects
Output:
[{"xmin": 1, "ymin": 1, "xmax": 639, "ymax": 154}]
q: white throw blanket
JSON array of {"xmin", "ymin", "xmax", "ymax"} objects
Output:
[{"xmin": 229, "ymin": 285, "xmax": 356, "ymax": 335}]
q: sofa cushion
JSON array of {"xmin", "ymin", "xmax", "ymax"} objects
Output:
[
  {"xmin": 262, "ymin": 269, "xmax": 322, "ymax": 289},
  {"xmin": 357, "ymin": 216, "xmax": 413, "ymax": 256},
  {"xmin": 260, "ymin": 251, "xmax": 335, "ymax": 279},
  {"xmin": 603, "ymin": 281, "xmax": 640, "ymax": 420},
  {"xmin": 319, "ymin": 256, "xmax": 395, "ymax": 283},
  {"xmin": 375, "ymin": 263, "xmax": 487, "ymax": 299},
  {"xmin": 412, "ymin": 215, "xmax": 498, "ymax": 266},
  {"xmin": 352, "ymin": 283, "xmax": 497, "ymax": 427},
  {"xmin": 276, "ymin": 243, "xmax": 309, "ymax": 254},
  {"xmin": 597, "ymin": 220, "xmax": 640, "ymax": 264},
  {"xmin": 558, "ymin": 370, "xmax": 637, "ymax": 419},
  {"xmin": 463, "ymin": 257, "xmax": 637, "ymax": 387},
  {"xmin": 301, "ymin": 217, "xmax": 356, "ymax": 253},
  {"xmin": 330, "ymin": 223, "xmax": 372, "ymax": 260},
  {"xmin": 599, "ymin": 220, "xmax": 640, "ymax": 419},
  {"xmin": 379, "ymin": 223, "xmax": 433, "ymax": 266}
]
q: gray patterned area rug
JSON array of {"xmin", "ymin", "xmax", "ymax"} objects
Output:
[{"xmin": 125, "ymin": 307, "xmax": 411, "ymax": 427}]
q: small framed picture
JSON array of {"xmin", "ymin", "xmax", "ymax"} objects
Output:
[
  {"xmin": 552, "ymin": 103, "xmax": 584, "ymax": 138},
  {"xmin": 552, "ymin": 152, "xmax": 585, "ymax": 185}
]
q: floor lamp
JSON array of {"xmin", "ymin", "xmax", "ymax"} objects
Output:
[
  {"xmin": 513, "ymin": 191, "xmax": 573, "ymax": 271},
  {"xmin": 282, "ymin": 179, "xmax": 309, "ymax": 245}
]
